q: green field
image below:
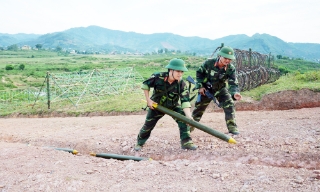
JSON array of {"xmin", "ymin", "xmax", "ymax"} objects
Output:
[
  {"xmin": 0, "ymin": 50, "xmax": 205, "ymax": 90},
  {"xmin": 1, "ymin": 50, "xmax": 320, "ymax": 117}
]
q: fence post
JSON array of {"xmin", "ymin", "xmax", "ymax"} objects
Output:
[
  {"xmin": 268, "ymin": 52, "xmax": 271, "ymax": 68},
  {"xmin": 249, "ymin": 48, "xmax": 252, "ymax": 67},
  {"xmin": 10, "ymin": 90, "xmax": 12, "ymax": 102},
  {"xmin": 46, "ymin": 72, "xmax": 51, "ymax": 109},
  {"xmin": 28, "ymin": 87, "xmax": 30, "ymax": 102}
]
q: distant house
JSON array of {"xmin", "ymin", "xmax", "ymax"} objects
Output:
[{"xmin": 21, "ymin": 45, "xmax": 31, "ymax": 50}]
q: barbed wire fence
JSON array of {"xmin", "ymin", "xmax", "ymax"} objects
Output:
[
  {"xmin": 212, "ymin": 44, "xmax": 280, "ymax": 91},
  {"xmin": 35, "ymin": 67, "xmax": 144, "ymax": 108},
  {"xmin": 234, "ymin": 48, "xmax": 280, "ymax": 91},
  {"xmin": 0, "ymin": 67, "xmax": 145, "ymax": 114},
  {"xmin": 0, "ymin": 87, "xmax": 40, "ymax": 114}
]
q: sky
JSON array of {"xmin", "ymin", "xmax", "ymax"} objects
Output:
[{"xmin": 1, "ymin": 0, "xmax": 320, "ymax": 44}]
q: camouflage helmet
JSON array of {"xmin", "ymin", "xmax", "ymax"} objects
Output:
[
  {"xmin": 165, "ymin": 58, "xmax": 188, "ymax": 72},
  {"xmin": 218, "ymin": 46, "xmax": 236, "ymax": 60}
]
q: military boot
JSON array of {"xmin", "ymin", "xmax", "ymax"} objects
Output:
[
  {"xmin": 229, "ymin": 130, "xmax": 239, "ymax": 135},
  {"xmin": 228, "ymin": 128, "xmax": 240, "ymax": 135},
  {"xmin": 181, "ymin": 141, "xmax": 197, "ymax": 150},
  {"xmin": 134, "ymin": 144, "xmax": 143, "ymax": 151}
]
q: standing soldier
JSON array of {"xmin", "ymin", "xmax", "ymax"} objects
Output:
[
  {"xmin": 134, "ymin": 58, "xmax": 197, "ymax": 151},
  {"xmin": 192, "ymin": 46, "xmax": 242, "ymax": 135}
]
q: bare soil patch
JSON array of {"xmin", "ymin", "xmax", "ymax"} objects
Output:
[{"xmin": 0, "ymin": 89, "xmax": 320, "ymax": 191}]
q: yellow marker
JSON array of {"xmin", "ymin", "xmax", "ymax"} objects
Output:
[
  {"xmin": 55, "ymin": 148, "xmax": 78, "ymax": 155},
  {"xmin": 228, "ymin": 138, "xmax": 237, "ymax": 144}
]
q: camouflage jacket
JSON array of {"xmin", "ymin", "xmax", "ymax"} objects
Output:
[
  {"xmin": 195, "ymin": 58, "xmax": 239, "ymax": 96},
  {"xmin": 141, "ymin": 72, "xmax": 191, "ymax": 109}
]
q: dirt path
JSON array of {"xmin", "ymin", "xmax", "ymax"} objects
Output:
[{"xmin": 0, "ymin": 106, "xmax": 320, "ymax": 191}]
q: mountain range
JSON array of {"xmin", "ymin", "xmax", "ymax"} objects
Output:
[{"xmin": 0, "ymin": 25, "xmax": 319, "ymax": 61}]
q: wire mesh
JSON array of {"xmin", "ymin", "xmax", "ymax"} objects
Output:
[
  {"xmin": 232, "ymin": 48, "xmax": 280, "ymax": 91},
  {"xmin": 44, "ymin": 67, "xmax": 144, "ymax": 107},
  {"xmin": 0, "ymin": 67, "xmax": 145, "ymax": 114}
]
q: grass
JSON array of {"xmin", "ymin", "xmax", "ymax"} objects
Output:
[
  {"xmin": 275, "ymin": 58, "xmax": 320, "ymax": 74},
  {"xmin": 241, "ymin": 70, "xmax": 320, "ymax": 100}
]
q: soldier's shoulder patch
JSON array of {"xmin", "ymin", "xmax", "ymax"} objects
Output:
[{"xmin": 158, "ymin": 72, "xmax": 168, "ymax": 77}]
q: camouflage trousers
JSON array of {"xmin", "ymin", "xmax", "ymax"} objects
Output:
[
  {"xmin": 192, "ymin": 87, "xmax": 238, "ymax": 132},
  {"xmin": 137, "ymin": 106, "xmax": 192, "ymax": 146}
]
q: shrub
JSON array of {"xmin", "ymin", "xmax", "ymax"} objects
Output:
[
  {"xmin": 295, "ymin": 71, "xmax": 320, "ymax": 81},
  {"xmin": 19, "ymin": 64, "xmax": 25, "ymax": 70},
  {"xmin": 278, "ymin": 66, "xmax": 290, "ymax": 75},
  {"xmin": 5, "ymin": 65, "xmax": 14, "ymax": 70}
]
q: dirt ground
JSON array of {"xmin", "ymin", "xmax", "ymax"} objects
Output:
[{"xmin": 1, "ymin": 89, "xmax": 320, "ymax": 192}]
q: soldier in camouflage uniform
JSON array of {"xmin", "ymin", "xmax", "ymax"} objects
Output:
[
  {"xmin": 192, "ymin": 46, "xmax": 242, "ymax": 135},
  {"xmin": 134, "ymin": 58, "xmax": 197, "ymax": 151}
]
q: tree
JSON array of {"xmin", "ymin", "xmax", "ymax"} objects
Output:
[
  {"xmin": 35, "ymin": 44, "xmax": 42, "ymax": 49},
  {"xmin": 56, "ymin": 46, "xmax": 62, "ymax": 52},
  {"xmin": 7, "ymin": 44, "xmax": 18, "ymax": 51}
]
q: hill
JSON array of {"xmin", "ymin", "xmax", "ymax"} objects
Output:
[
  {"xmin": 1, "ymin": 26, "xmax": 320, "ymax": 61},
  {"xmin": 0, "ymin": 33, "xmax": 41, "ymax": 46}
]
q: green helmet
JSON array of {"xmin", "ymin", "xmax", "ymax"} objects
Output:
[
  {"xmin": 165, "ymin": 58, "xmax": 188, "ymax": 72},
  {"xmin": 218, "ymin": 46, "xmax": 236, "ymax": 60}
]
